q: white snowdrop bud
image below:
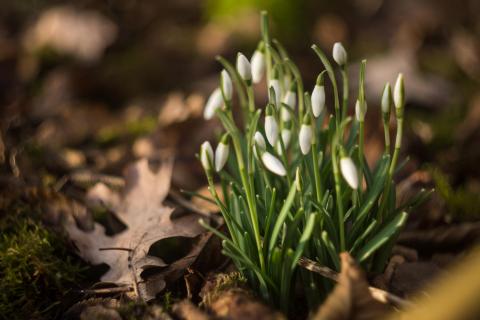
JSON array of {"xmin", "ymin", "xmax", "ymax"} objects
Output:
[
  {"xmin": 203, "ymin": 88, "xmax": 223, "ymax": 120},
  {"xmin": 265, "ymin": 116, "xmax": 278, "ymax": 146},
  {"xmin": 299, "ymin": 124, "xmax": 313, "ymax": 155},
  {"xmin": 295, "ymin": 167, "xmax": 302, "ymax": 191},
  {"xmin": 333, "ymin": 42, "xmax": 347, "ymax": 66},
  {"xmin": 214, "ymin": 135, "xmax": 229, "ymax": 172},
  {"xmin": 311, "ymin": 85, "xmax": 325, "ymax": 118},
  {"xmin": 281, "ymin": 105, "xmax": 292, "ymax": 121},
  {"xmin": 254, "ymin": 131, "xmax": 266, "ymax": 152},
  {"xmin": 236, "ymin": 53, "xmax": 252, "ymax": 81},
  {"xmin": 281, "ymin": 128, "xmax": 291, "ymax": 148},
  {"xmin": 311, "ymin": 72, "xmax": 326, "ymax": 118},
  {"xmin": 381, "ymin": 83, "xmax": 392, "ymax": 115},
  {"xmin": 340, "ymin": 156, "xmax": 359, "ymax": 189},
  {"xmin": 251, "ymin": 50, "xmax": 265, "ymax": 84},
  {"xmin": 355, "ymin": 99, "xmax": 367, "ymax": 122},
  {"xmin": 261, "ymin": 152, "xmax": 286, "ymax": 176},
  {"xmin": 269, "ymin": 79, "xmax": 281, "ymax": 107},
  {"xmin": 221, "ymin": 70, "xmax": 232, "ymax": 101},
  {"xmin": 393, "ymin": 73, "xmax": 404, "ymax": 110},
  {"xmin": 200, "ymin": 141, "xmax": 214, "ymax": 171},
  {"xmin": 283, "ymin": 90, "xmax": 296, "ymax": 110}
]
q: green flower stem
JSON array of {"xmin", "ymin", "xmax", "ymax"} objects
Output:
[
  {"xmin": 226, "ymin": 115, "xmax": 265, "ymax": 272},
  {"xmin": 383, "ymin": 119, "xmax": 391, "ymax": 154},
  {"xmin": 284, "ymin": 59, "xmax": 304, "ymax": 119},
  {"xmin": 246, "ymin": 83, "xmax": 255, "ymax": 114},
  {"xmin": 278, "ymin": 135, "xmax": 293, "ymax": 188},
  {"xmin": 311, "ymin": 119, "xmax": 323, "ymax": 205},
  {"xmin": 358, "ymin": 120, "xmax": 365, "ymax": 198},
  {"xmin": 261, "ymin": 11, "xmax": 272, "ymax": 81},
  {"xmin": 340, "ymin": 66, "xmax": 349, "ymax": 122},
  {"xmin": 331, "ymin": 139, "xmax": 346, "ymax": 251},
  {"xmin": 389, "ymin": 117, "xmax": 403, "ymax": 176}
]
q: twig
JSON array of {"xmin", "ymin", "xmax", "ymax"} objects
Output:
[
  {"xmin": 80, "ymin": 286, "xmax": 133, "ymax": 295},
  {"xmin": 298, "ymin": 257, "xmax": 413, "ymax": 309}
]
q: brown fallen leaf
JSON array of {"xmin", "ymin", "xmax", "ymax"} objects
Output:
[
  {"xmin": 312, "ymin": 253, "xmax": 391, "ymax": 320},
  {"xmin": 65, "ymin": 158, "xmax": 207, "ymax": 300}
]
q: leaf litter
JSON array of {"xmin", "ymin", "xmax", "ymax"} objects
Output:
[{"xmin": 65, "ymin": 157, "xmax": 209, "ymax": 300}]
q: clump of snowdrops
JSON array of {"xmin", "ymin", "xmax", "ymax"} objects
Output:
[{"xmin": 197, "ymin": 12, "xmax": 430, "ymax": 311}]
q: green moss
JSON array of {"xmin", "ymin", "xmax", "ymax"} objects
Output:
[
  {"xmin": 95, "ymin": 116, "xmax": 157, "ymax": 146},
  {"xmin": 200, "ymin": 272, "xmax": 247, "ymax": 307},
  {"xmin": 0, "ymin": 202, "xmax": 85, "ymax": 319},
  {"xmin": 430, "ymin": 167, "xmax": 480, "ymax": 220}
]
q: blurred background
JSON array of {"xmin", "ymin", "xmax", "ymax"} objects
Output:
[{"xmin": 2, "ymin": 0, "xmax": 480, "ymax": 246}]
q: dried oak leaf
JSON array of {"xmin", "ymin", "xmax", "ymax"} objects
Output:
[
  {"xmin": 313, "ymin": 253, "xmax": 390, "ymax": 320},
  {"xmin": 65, "ymin": 158, "xmax": 205, "ymax": 297}
]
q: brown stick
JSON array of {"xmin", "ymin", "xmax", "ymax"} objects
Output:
[{"xmin": 298, "ymin": 257, "xmax": 413, "ymax": 309}]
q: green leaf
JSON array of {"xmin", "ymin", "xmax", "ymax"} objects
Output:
[
  {"xmin": 356, "ymin": 211, "xmax": 408, "ymax": 262},
  {"xmin": 321, "ymin": 231, "xmax": 340, "ymax": 271},
  {"xmin": 291, "ymin": 213, "xmax": 317, "ymax": 270},
  {"xmin": 268, "ymin": 183, "xmax": 297, "ymax": 253}
]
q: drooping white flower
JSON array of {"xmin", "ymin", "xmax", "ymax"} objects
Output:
[
  {"xmin": 283, "ymin": 90, "xmax": 296, "ymax": 110},
  {"xmin": 281, "ymin": 105, "xmax": 292, "ymax": 121},
  {"xmin": 251, "ymin": 50, "xmax": 265, "ymax": 84},
  {"xmin": 311, "ymin": 84, "xmax": 325, "ymax": 118},
  {"xmin": 332, "ymin": 42, "xmax": 347, "ymax": 66},
  {"xmin": 269, "ymin": 79, "xmax": 281, "ymax": 107},
  {"xmin": 200, "ymin": 141, "xmax": 214, "ymax": 171},
  {"xmin": 381, "ymin": 83, "xmax": 392, "ymax": 115},
  {"xmin": 254, "ymin": 131, "xmax": 266, "ymax": 151},
  {"xmin": 394, "ymin": 73, "xmax": 404, "ymax": 109},
  {"xmin": 299, "ymin": 124, "xmax": 313, "ymax": 155},
  {"xmin": 265, "ymin": 115, "xmax": 278, "ymax": 146},
  {"xmin": 221, "ymin": 70, "xmax": 232, "ymax": 101},
  {"xmin": 203, "ymin": 88, "xmax": 223, "ymax": 120},
  {"xmin": 214, "ymin": 141, "xmax": 229, "ymax": 172},
  {"xmin": 261, "ymin": 152, "xmax": 286, "ymax": 176},
  {"xmin": 340, "ymin": 156, "xmax": 359, "ymax": 189},
  {"xmin": 236, "ymin": 53, "xmax": 252, "ymax": 81},
  {"xmin": 355, "ymin": 99, "xmax": 367, "ymax": 122},
  {"xmin": 281, "ymin": 128, "xmax": 291, "ymax": 148}
]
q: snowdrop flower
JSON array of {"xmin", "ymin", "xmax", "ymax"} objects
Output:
[
  {"xmin": 381, "ymin": 83, "xmax": 392, "ymax": 115},
  {"xmin": 332, "ymin": 42, "xmax": 347, "ymax": 66},
  {"xmin": 281, "ymin": 127, "xmax": 291, "ymax": 148},
  {"xmin": 282, "ymin": 83, "xmax": 297, "ymax": 110},
  {"xmin": 200, "ymin": 141, "xmax": 214, "ymax": 171},
  {"xmin": 261, "ymin": 152, "xmax": 286, "ymax": 176},
  {"xmin": 393, "ymin": 73, "xmax": 404, "ymax": 110},
  {"xmin": 236, "ymin": 53, "xmax": 252, "ymax": 82},
  {"xmin": 203, "ymin": 88, "xmax": 223, "ymax": 120},
  {"xmin": 355, "ymin": 99, "xmax": 367, "ymax": 122},
  {"xmin": 254, "ymin": 131, "xmax": 266, "ymax": 151},
  {"xmin": 311, "ymin": 73, "xmax": 325, "ymax": 118},
  {"xmin": 340, "ymin": 156, "xmax": 359, "ymax": 189},
  {"xmin": 269, "ymin": 79, "xmax": 281, "ymax": 107},
  {"xmin": 251, "ymin": 47, "xmax": 265, "ymax": 84},
  {"xmin": 264, "ymin": 104, "xmax": 278, "ymax": 146},
  {"xmin": 215, "ymin": 134, "xmax": 229, "ymax": 172},
  {"xmin": 295, "ymin": 167, "xmax": 302, "ymax": 191},
  {"xmin": 221, "ymin": 70, "xmax": 232, "ymax": 101},
  {"xmin": 281, "ymin": 104, "xmax": 292, "ymax": 121},
  {"xmin": 299, "ymin": 122, "xmax": 313, "ymax": 155}
]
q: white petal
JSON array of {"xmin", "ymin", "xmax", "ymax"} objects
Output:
[
  {"xmin": 203, "ymin": 88, "xmax": 223, "ymax": 120},
  {"xmin": 265, "ymin": 116, "xmax": 278, "ymax": 146},
  {"xmin": 254, "ymin": 131, "xmax": 266, "ymax": 151},
  {"xmin": 221, "ymin": 70, "xmax": 232, "ymax": 100},
  {"xmin": 281, "ymin": 129, "xmax": 291, "ymax": 148},
  {"xmin": 215, "ymin": 142, "xmax": 229, "ymax": 172},
  {"xmin": 261, "ymin": 152, "xmax": 286, "ymax": 176},
  {"xmin": 236, "ymin": 53, "xmax": 252, "ymax": 81},
  {"xmin": 311, "ymin": 85, "xmax": 325, "ymax": 118},
  {"xmin": 394, "ymin": 73, "xmax": 404, "ymax": 109},
  {"xmin": 251, "ymin": 50, "xmax": 265, "ymax": 84},
  {"xmin": 381, "ymin": 83, "xmax": 391, "ymax": 114},
  {"xmin": 340, "ymin": 157, "xmax": 359, "ymax": 189},
  {"xmin": 283, "ymin": 91, "xmax": 296, "ymax": 109},
  {"xmin": 299, "ymin": 125, "xmax": 312, "ymax": 155},
  {"xmin": 355, "ymin": 100, "xmax": 367, "ymax": 122},
  {"xmin": 333, "ymin": 42, "xmax": 347, "ymax": 66},
  {"xmin": 269, "ymin": 79, "xmax": 281, "ymax": 107},
  {"xmin": 281, "ymin": 105, "xmax": 292, "ymax": 121},
  {"xmin": 200, "ymin": 141, "xmax": 214, "ymax": 170}
]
